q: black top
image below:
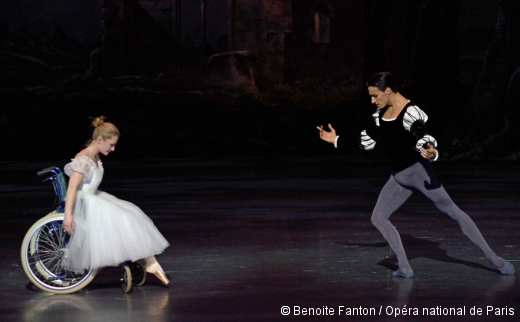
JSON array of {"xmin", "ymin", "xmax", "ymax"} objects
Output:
[
  {"xmin": 338, "ymin": 101, "xmax": 434, "ymax": 173},
  {"xmin": 377, "ymin": 103, "xmax": 424, "ymax": 172}
]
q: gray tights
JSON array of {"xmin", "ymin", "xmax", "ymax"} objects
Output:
[{"xmin": 371, "ymin": 161, "xmax": 502, "ymax": 274}]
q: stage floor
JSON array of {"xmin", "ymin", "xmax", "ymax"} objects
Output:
[{"xmin": 1, "ymin": 157, "xmax": 519, "ymax": 321}]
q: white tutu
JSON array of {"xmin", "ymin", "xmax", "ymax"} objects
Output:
[{"xmin": 62, "ymin": 156, "xmax": 169, "ymax": 272}]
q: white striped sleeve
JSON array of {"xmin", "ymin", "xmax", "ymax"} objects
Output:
[
  {"xmin": 372, "ymin": 109, "xmax": 381, "ymax": 127},
  {"xmin": 415, "ymin": 134, "xmax": 438, "ymax": 151},
  {"xmin": 360, "ymin": 130, "xmax": 376, "ymax": 150},
  {"xmin": 403, "ymin": 105, "xmax": 428, "ymax": 131}
]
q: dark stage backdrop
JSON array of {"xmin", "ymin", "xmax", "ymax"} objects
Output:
[{"xmin": 1, "ymin": 0, "xmax": 519, "ymax": 162}]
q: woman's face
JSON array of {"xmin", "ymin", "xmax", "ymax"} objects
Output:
[
  {"xmin": 97, "ymin": 136, "xmax": 119, "ymax": 156},
  {"xmin": 368, "ymin": 86, "xmax": 391, "ymax": 109}
]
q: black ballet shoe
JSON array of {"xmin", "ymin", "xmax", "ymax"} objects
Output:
[{"xmin": 392, "ymin": 269, "xmax": 415, "ymax": 278}]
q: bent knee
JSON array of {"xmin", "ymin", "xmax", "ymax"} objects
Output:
[{"xmin": 371, "ymin": 214, "xmax": 386, "ymax": 228}]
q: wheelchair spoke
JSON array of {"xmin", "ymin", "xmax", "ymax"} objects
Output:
[
  {"xmin": 21, "ymin": 182, "xmax": 97, "ymax": 293},
  {"xmin": 24, "ymin": 219, "xmax": 84, "ymax": 285},
  {"xmin": 35, "ymin": 228, "xmax": 65, "ymax": 276}
]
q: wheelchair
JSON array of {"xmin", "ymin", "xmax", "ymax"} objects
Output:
[{"xmin": 21, "ymin": 167, "xmax": 146, "ymax": 294}]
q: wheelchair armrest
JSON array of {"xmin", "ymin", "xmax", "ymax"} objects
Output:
[{"xmin": 37, "ymin": 167, "xmax": 63, "ymax": 178}]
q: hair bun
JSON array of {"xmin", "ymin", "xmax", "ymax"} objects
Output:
[
  {"xmin": 85, "ymin": 116, "xmax": 120, "ymax": 146},
  {"xmin": 92, "ymin": 116, "xmax": 107, "ymax": 128}
]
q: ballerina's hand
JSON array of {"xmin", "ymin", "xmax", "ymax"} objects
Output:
[
  {"xmin": 316, "ymin": 123, "xmax": 337, "ymax": 144},
  {"xmin": 63, "ymin": 213, "xmax": 75, "ymax": 236},
  {"xmin": 420, "ymin": 143, "xmax": 436, "ymax": 160}
]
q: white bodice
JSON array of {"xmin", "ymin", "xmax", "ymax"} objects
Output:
[{"xmin": 64, "ymin": 156, "xmax": 104, "ymax": 194}]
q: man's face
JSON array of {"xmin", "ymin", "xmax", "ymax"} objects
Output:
[{"xmin": 368, "ymin": 86, "xmax": 391, "ymax": 109}]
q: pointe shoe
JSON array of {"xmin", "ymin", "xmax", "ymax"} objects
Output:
[{"xmin": 146, "ymin": 262, "xmax": 170, "ymax": 285}]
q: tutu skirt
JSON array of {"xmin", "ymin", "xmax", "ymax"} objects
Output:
[{"xmin": 63, "ymin": 190, "xmax": 170, "ymax": 272}]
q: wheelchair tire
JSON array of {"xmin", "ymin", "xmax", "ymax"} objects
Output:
[{"xmin": 20, "ymin": 211, "xmax": 98, "ymax": 294}]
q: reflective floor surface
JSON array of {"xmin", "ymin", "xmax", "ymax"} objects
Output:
[{"xmin": 1, "ymin": 157, "xmax": 519, "ymax": 321}]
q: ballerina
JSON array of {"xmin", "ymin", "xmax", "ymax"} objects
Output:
[{"xmin": 62, "ymin": 116, "xmax": 170, "ymax": 284}]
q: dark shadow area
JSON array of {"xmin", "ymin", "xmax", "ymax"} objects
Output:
[{"xmin": 337, "ymin": 234, "xmax": 499, "ymax": 273}]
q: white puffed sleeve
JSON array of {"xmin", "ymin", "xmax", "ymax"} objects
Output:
[
  {"xmin": 415, "ymin": 134, "xmax": 438, "ymax": 151},
  {"xmin": 372, "ymin": 109, "xmax": 381, "ymax": 127},
  {"xmin": 403, "ymin": 105, "xmax": 428, "ymax": 131},
  {"xmin": 360, "ymin": 130, "xmax": 376, "ymax": 150},
  {"xmin": 64, "ymin": 157, "xmax": 94, "ymax": 180},
  {"xmin": 403, "ymin": 105, "xmax": 439, "ymax": 158}
]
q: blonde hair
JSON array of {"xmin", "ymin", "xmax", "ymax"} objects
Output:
[{"xmin": 85, "ymin": 116, "xmax": 120, "ymax": 146}]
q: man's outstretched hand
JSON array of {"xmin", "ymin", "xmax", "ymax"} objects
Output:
[{"xmin": 317, "ymin": 123, "xmax": 337, "ymax": 144}]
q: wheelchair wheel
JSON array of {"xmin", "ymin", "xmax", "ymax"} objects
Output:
[
  {"xmin": 130, "ymin": 261, "xmax": 146, "ymax": 286},
  {"xmin": 20, "ymin": 211, "xmax": 98, "ymax": 294},
  {"xmin": 121, "ymin": 264, "xmax": 132, "ymax": 293}
]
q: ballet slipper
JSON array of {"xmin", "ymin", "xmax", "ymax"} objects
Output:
[
  {"xmin": 392, "ymin": 268, "xmax": 415, "ymax": 278},
  {"xmin": 145, "ymin": 257, "xmax": 170, "ymax": 285},
  {"xmin": 490, "ymin": 256, "xmax": 516, "ymax": 275}
]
